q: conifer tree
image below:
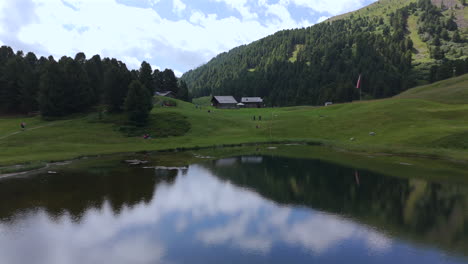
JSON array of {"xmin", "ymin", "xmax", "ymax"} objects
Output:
[
  {"xmin": 103, "ymin": 60, "xmax": 132, "ymax": 112},
  {"xmin": 39, "ymin": 59, "xmax": 66, "ymax": 117},
  {"xmin": 177, "ymin": 80, "xmax": 189, "ymax": 101},
  {"xmin": 139, "ymin": 61, "xmax": 154, "ymax": 95},
  {"xmin": 124, "ymin": 80, "xmax": 153, "ymax": 126},
  {"xmin": 162, "ymin": 69, "xmax": 178, "ymax": 93}
]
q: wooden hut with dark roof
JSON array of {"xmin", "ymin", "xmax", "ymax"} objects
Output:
[
  {"xmin": 211, "ymin": 96, "xmax": 238, "ymax": 109},
  {"xmin": 155, "ymin": 91, "xmax": 176, "ymax": 98},
  {"xmin": 241, "ymin": 97, "xmax": 263, "ymax": 108}
]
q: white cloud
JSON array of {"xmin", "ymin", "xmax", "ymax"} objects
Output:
[
  {"xmin": 287, "ymin": 0, "xmax": 368, "ymax": 16},
  {"xmin": 212, "ymin": 0, "xmax": 258, "ymax": 20},
  {"xmin": 173, "ymin": 70, "xmax": 183, "ymax": 77},
  {"xmin": 172, "ymin": 0, "xmax": 186, "ymax": 16},
  {"xmin": 316, "ymin": 16, "xmax": 330, "ymax": 23}
]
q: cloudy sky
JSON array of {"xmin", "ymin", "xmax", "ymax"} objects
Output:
[{"xmin": 0, "ymin": 0, "xmax": 376, "ymax": 76}]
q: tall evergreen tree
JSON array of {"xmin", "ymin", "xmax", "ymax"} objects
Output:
[
  {"xmin": 162, "ymin": 69, "xmax": 178, "ymax": 93},
  {"xmin": 85, "ymin": 55, "xmax": 104, "ymax": 105},
  {"xmin": 39, "ymin": 59, "xmax": 66, "ymax": 117},
  {"xmin": 152, "ymin": 69, "xmax": 163, "ymax": 92},
  {"xmin": 74, "ymin": 52, "xmax": 86, "ymax": 64},
  {"xmin": 139, "ymin": 61, "xmax": 154, "ymax": 95},
  {"xmin": 103, "ymin": 60, "xmax": 132, "ymax": 112},
  {"xmin": 59, "ymin": 56, "xmax": 93, "ymax": 114},
  {"xmin": 124, "ymin": 80, "xmax": 153, "ymax": 126},
  {"xmin": 177, "ymin": 80, "xmax": 189, "ymax": 102},
  {"xmin": 1, "ymin": 57, "xmax": 25, "ymax": 113},
  {"xmin": 19, "ymin": 55, "xmax": 39, "ymax": 113}
]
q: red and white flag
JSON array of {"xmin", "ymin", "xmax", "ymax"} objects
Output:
[{"xmin": 356, "ymin": 74, "xmax": 361, "ymax": 89}]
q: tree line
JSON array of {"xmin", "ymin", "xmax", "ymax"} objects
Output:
[{"xmin": 0, "ymin": 46, "xmax": 189, "ymax": 124}]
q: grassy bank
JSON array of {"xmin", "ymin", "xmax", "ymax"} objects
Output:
[{"xmin": 1, "ymin": 75, "xmax": 467, "ymax": 166}]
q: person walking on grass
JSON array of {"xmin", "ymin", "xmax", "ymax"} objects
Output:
[{"xmin": 20, "ymin": 122, "xmax": 26, "ymax": 131}]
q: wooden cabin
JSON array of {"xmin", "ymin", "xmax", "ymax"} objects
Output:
[
  {"xmin": 241, "ymin": 97, "xmax": 263, "ymax": 108},
  {"xmin": 155, "ymin": 91, "xmax": 176, "ymax": 98},
  {"xmin": 211, "ymin": 96, "xmax": 238, "ymax": 109}
]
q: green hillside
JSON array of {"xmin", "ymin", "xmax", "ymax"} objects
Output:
[
  {"xmin": 396, "ymin": 73, "xmax": 468, "ymax": 103},
  {"xmin": 1, "ymin": 76, "xmax": 468, "ymax": 166},
  {"xmin": 181, "ymin": 0, "xmax": 467, "ymax": 106}
]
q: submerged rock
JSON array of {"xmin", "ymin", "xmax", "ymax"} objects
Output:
[{"xmin": 124, "ymin": 160, "xmax": 149, "ymax": 165}]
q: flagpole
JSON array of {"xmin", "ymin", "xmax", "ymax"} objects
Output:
[{"xmin": 356, "ymin": 74, "xmax": 362, "ymax": 101}]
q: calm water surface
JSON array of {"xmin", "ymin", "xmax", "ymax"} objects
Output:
[{"xmin": 1, "ymin": 154, "xmax": 468, "ymax": 264}]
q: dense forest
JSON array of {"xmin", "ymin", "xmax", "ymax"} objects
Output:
[
  {"xmin": 182, "ymin": 0, "xmax": 468, "ymax": 106},
  {"xmin": 0, "ymin": 46, "xmax": 189, "ymax": 122}
]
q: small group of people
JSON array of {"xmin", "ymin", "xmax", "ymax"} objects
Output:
[
  {"xmin": 253, "ymin": 115, "xmax": 262, "ymax": 129},
  {"xmin": 253, "ymin": 115, "xmax": 262, "ymax": 121}
]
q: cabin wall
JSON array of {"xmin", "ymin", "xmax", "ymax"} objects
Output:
[
  {"xmin": 215, "ymin": 103, "xmax": 237, "ymax": 109},
  {"xmin": 244, "ymin": 103, "xmax": 262, "ymax": 108}
]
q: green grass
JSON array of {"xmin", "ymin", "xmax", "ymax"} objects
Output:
[
  {"xmin": 288, "ymin": 44, "xmax": 304, "ymax": 63},
  {"xmin": 396, "ymin": 73, "xmax": 468, "ymax": 103},
  {"xmin": 1, "ymin": 75, "xmax": 468, "ymax": 165},
  {"xmin": 408, "ymin": 15, "xmax": 433, "ymax": 64},
  {"xmin": 192, "ymin": 96, "xmax": 212, "ymax": 106}
]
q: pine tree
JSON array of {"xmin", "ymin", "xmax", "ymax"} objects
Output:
[
  {"xmin": 124, "ymin": 80, "xmax": 153, "ymax": 126},
  {"xmin": 162, "ymin": 69, "xmax": 178, "ymax": 93},
  {"xmin": 19, "ymin": 58, "xmax": 39, "ymax": 113},
  {"xmin": 39, "ymin": 59, "xmax": 66, "ymax": 117},
  {"xmin": 452, "ymin": 30, "xmax": 461, "ymax": 42},
  {"xmin": 1, "ymin": 57, "xmax": 24, "ymax": 113},
  {"xmin": 59, "ymin": 56, "xmax": 93, "ymax": 114},
  {"xmin": 152, "ymin": 69, "xmax": 163, "ymax": 91},
  {"xmin": 85, "ymin": 55, "xmax": 103, "ymax": 105},
  {"xmin": 446, "ymin": 14, "xmax": 458, "ymax": 31},
  {"xmin": 177, "ymin": 80, "xmax": 189, "ymax": 101},
  {"xmin": 103, "ymin": 60, "xmax": 132, "ymax": 112},
  {"xmin": 139, "ymin": 61, "xmax": 154, "ymax": 95}
]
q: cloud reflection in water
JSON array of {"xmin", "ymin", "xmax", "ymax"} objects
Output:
[{"xmin": 0, "ymin": 163, "xmax": 449, "ymax": 264}]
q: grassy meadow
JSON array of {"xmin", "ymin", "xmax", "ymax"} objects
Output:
[{"xmin": 0, "ymin": 74, "xmax": 468, "ymax": 166}]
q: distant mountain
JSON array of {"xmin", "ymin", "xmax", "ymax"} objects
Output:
[{"xmin": 181, "ymin": 0, "xmax": 467, "ymax": 106}]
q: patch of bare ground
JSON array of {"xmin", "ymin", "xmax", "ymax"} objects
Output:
[{"xmin": 431, "ymin": 0, "xmax": 467, "ymax": 28}]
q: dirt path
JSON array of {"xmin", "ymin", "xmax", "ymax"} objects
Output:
[{"xmin": 0, "ymin": 120, "xmax": 72, "ymax": 140}]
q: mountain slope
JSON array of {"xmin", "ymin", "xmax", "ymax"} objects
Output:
[
  {"xmin": 396, "ymin": 73, "xmax": 468, "ymax": 103},
  {"xmin": 182, "ymin": 0, "xmax": 467, "ymax": 106}
]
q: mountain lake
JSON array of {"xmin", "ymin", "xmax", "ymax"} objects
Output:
[{"xmin": 1, "ymin": 145, "xmax": 467, "ymax": 264}]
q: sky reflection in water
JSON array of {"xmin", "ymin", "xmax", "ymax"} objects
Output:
[{"xmin": 0, "ymin": 157, "xmax": 467, "ymax": 264}]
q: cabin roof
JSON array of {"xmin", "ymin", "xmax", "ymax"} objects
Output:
[
  {"xmin": 241, "ymin": 97, "xmax": 263, "ymax": 103},
  {"xmin": 212, "ymin": 96, "xmax": 238, "ymax": 104},
  {"xmin": 155, "ymin": 91, "xmax": 174, "ymax": 96}
]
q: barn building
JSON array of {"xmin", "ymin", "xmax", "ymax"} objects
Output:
[
  {"xmin": 241, "ymin": 97, "xmax": 263, "ymax": 108},
  {"xmin": 211, "ymin": 96, "xmax": 238, "ymax": 109},
  {"xmin": 155, "ymin": 91, "xmax": 176, "ymax": 98}
]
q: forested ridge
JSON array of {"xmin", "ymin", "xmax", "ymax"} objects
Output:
[
  {"xmin": 0, "ymin": 47, "xmax": 189, "ymax": 122},
  {"xmin": 182, "ymin": 0, "xmax": 468, "ymax": 106}
]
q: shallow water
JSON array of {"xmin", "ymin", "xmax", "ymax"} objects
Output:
[{"xmin": 0, "ymin": 153, "xmax": 467, "ymax": 264}]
